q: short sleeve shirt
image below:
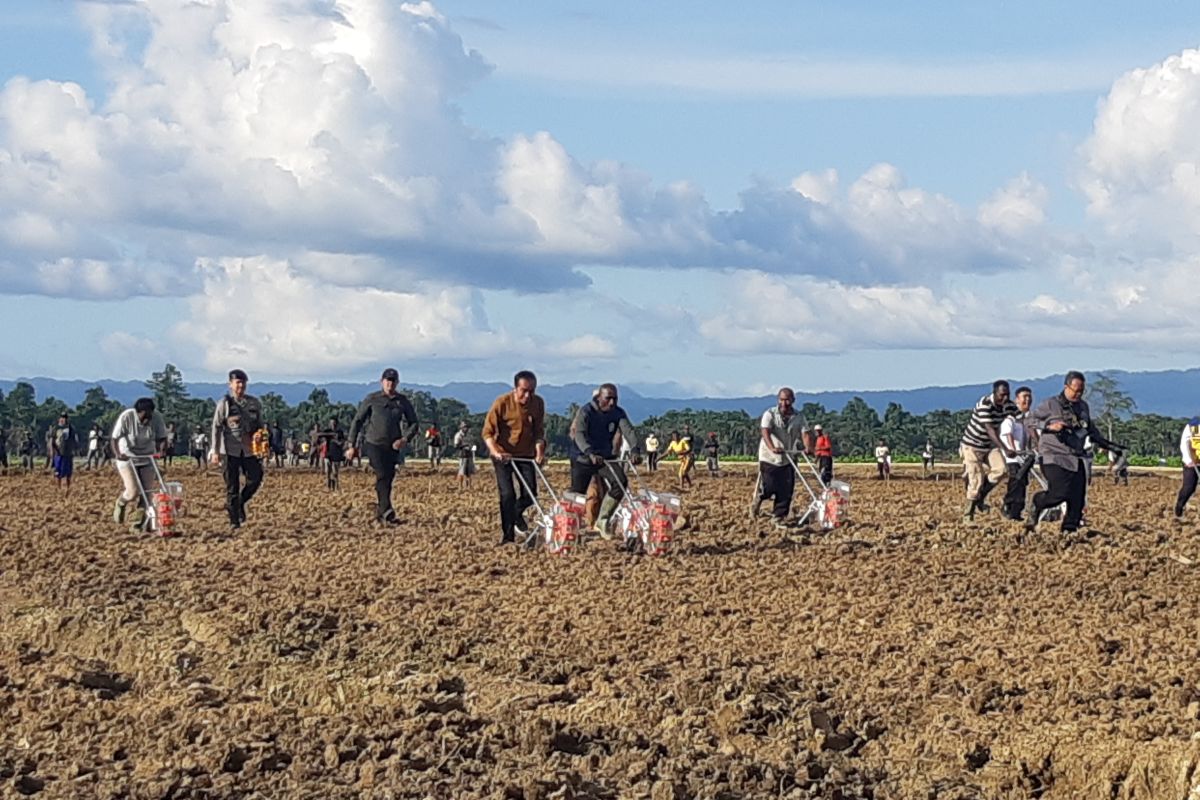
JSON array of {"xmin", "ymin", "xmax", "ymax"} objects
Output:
[
  {"xmin": 112, "ymin": 408, "xmax": 167, "ymax": 456},
  {"xmin": 758, "ymin": 407, "xmax": 806, "ymax": 466}
]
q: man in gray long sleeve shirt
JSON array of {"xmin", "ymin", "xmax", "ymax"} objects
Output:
[
  {"xmin": 570, "ymin": 383, "xmax": 641, "ymax": 538},
  {"xmin": 1025, "ymin": 370, "xmax": 1122, "ymax": 533},
  {"xmin": 344, "ymin": 367, "xmax": 419, "ymax": 524}
]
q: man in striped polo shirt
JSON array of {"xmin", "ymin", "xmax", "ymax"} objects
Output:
[{"xmin": 960, "ymin": 380, "xmax": 1018, "ymax": 522}]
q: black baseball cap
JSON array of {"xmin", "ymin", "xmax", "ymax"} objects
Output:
[
  {"xmin": 381, "ymin": 368, "xmax": 399, "ymax": 381},
  {"xmin": 229, "ymin": 369, "xmax": 248, "ymax": 381}
]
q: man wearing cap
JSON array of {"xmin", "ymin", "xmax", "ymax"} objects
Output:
[
  {"xmin": 483, "ymin": 370, "xmax": 546, "ymax": 544},
  {"xmin": 346, "ymin": 368, "xmax": 420, "ymax": 525},
  {"xmin": 814, "ymin": 424, "xmax": 833, "ymax": 485},
  {"xmin": 570, "ymin": 383, "xmax": 641, "ymax": 538},
  {"xmin": 209, "ymin": 369, "xmax": 266, "ymax": 530}
]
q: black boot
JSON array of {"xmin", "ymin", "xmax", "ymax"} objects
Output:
[{"xmin": 975, "ymin": 479, "xmax": 997, "ymax": 512}]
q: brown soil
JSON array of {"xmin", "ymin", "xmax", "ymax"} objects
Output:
[{"xmin": 2, "ymin": 463, "xmax": 1200, "ymax": 799}]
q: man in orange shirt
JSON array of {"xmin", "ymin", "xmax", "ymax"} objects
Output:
[
  {"xmin": 814, "ymin": 424, "xmax": 833, "ymax": 485},
  {"xmin": 483, "ymin": 370, "xmax": 546, "ymax": 545}
]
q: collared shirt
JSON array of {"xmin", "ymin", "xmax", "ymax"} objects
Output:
[
  {"xmin": 758, "ymin": 407, "xmax": 807, "ymax": 466},
  {"xmin": 348, "ymin": 391, "xmax": 419, "ymax": 447},
  {"xmin": 1030, "ymin": 393, "xmax": 1098, "ymax": 473},
  {"xmin": 482, "ymin": 392, "xmax": 545, "ymax": 458},
  {"xmin": 210, "ymin": 393, "xmax": 265, "ymax": 458}
]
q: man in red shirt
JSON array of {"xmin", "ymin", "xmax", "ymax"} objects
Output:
[{"xmin": 814, "ymin": 424, "xmax": 833, "ymax": 485}]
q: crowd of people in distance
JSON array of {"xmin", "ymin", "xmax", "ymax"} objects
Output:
[{"xmin": 9, "ymin": 365, "xmax": 1200, "ymax": 543}]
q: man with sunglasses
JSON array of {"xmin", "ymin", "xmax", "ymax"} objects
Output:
[
  {"xmin": 1026, "ymin": 371, "xmax": 1124, "ymax": 533},
  {"xmin": 570, "ymin": 383, "xmax": 641, "ymax": 539}
]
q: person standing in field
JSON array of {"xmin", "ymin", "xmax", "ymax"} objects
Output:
[
  {"xmin": 86, "ymin": 422, "xmax": 104, "ymax": 469},
  {"xmin": 1025, "ymin": 371, "xmax": 1123, "ymax": 533},
  {"xmin": 345, "ymin": 368, "xmax": 419, "ymax": 525},
  {"xmin": 453, "ymin": 421, "xmax": 476, "ymax": 489},
  {"xmin": 959, "ymin": 380, "xmax": 1017, "ymax": 522},
  {"xmin": 874, "ymin": 439, "xmax": 892, "ymax": 481},
  {"xmin": 814, "ymin": 424, "xmax": 833, "ymax": 485},
  {"xmin": 317, "ymin": 417, "xmax": 346, "ymax": 490},
  {"xmin": 644, "ymin": 431, "xmax": 660, "ymax": 472},
  {"xmin": 209, "ymin": 369, "xmax": 267, "ymax": 531},
  {"xmin": 999, "ymin": 386, "xmax": 1035, "ymax": 521},
  {"xmin": 164, "ymin": 422, "xmax": 177, "ymax": 467},
  {"xmin": 704, "ymin": 432, "xmax": 721, "ymax": 477},
  {"xmin": 51, "ymin": 413, "xmax": 77, "ymax": 494},
  {"xmin": 191, "ymin": 430, "xmax": 208, "ymax": 469},
  {"xmin": 483, "ymin": 370, "xmax": 546, "ymax": 545},
  {"xmin": 921, "ymin": 440, "xmax": 935, "ymax": 478},
  {"xmin": 426, "ymin": 424, "xmax": 443, "ymax": 468},
  {"xmin": 111, "ymin": 398, "xmax": 168, "ymax": 531},
  {"xmin": 666, "ymin": 431, "xmax": 694, "ymax": 489}
]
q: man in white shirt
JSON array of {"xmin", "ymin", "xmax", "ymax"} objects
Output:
[
  {"xmin": 1175, "ymin": 418, "xmax": 1200, "ymax": 520},
  {"xmin": 753, "ymin": 388, "xmax": 810, "ymax": 529},
  {"xmin": 999, "ymin": 386, "xmax": 1033, "ymax": 521}
]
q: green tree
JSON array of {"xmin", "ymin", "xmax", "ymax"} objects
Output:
[
  {"xmin": 145, "ymin": 363, "xmax": 190, "ymax": 421},
  {"xmin": 1088, "ymin": 372, "xmax": 1137, "ymax": 441},
  {"xmin": 5, "ymin": 382, "xmax": 37, "ymax": 432},
  {"xmin": 73, "ymin": 386, "xmax": 123, "ymax": 433}
]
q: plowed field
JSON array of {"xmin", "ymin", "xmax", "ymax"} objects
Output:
[{"xmin": 3, "ymin": 463, "xmax": 1200, "ymax": 799}]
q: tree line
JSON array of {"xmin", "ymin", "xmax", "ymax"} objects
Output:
[{"xmin": 1, "ymin": 366, "xmax": 1183, "ymax": 463}]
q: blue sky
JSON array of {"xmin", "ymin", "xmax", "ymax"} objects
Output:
[{"xmin": 3, "ymin": 1, "xmax": 1200, "ymax": 396}]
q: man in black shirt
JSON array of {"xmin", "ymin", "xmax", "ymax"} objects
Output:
[{"xmin": 346, "ymin": 368, "xmax": 419, "ymax": 525}]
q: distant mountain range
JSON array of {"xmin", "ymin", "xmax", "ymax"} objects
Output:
[{"xmin": 3, "ymin": 367, "xmax": 1198, "ymax": 422}]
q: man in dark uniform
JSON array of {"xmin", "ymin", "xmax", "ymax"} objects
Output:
[{"xmin": 345, "ymin": 368, "xmax": 419, "ymax": 525}]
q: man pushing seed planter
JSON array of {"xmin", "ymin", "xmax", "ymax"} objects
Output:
[
  {"xmin": 111, "ymin": 398, "xmax": 169, "ymax": 533},
  {"xmin": 751, "ymin": 387, "xmax": 812, "ymax": 530},
  {"xmin": 483, "ymin": 370, "xmax": 546, "ymax": 545},
  {"xmin": 570, "ymin": 383, "xmax": 642, "ymax": 540}
]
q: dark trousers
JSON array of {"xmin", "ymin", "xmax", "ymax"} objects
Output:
[
  {"xmin": 494, "ymin": 459, "xmax": 537, "ymax": 542},
  {"xmin": 365, "ymin": 443, "xmax": 398, "ymax": 520},
  {"xmin": 570, "ymin": 459, "xmax": 627, "ymax": 499},
  {"xmin": 759, "ymin": 461, "xmax": 795, "ymax": 519},
  {"xmin": 647, "ymin": 451, "xmax": 658, "ymax": 472},
  {"xmin": 222, "ymin": 455, "xmax": 263, "ymax": 525},
  {"xmin": 817, "ymin": 455, "xmax": 833, "ymax": 485},
  {"xmin": 1003, "ymin": 461, "xmax": 1030, "ymax": 520},
  {"xmin": 1031, "ymin": 461, "xmax": 1087, "ymax": 531},
  {"xmin": 1178, "ymin": 466, "xmax": 1199, "ymax": 513}
]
